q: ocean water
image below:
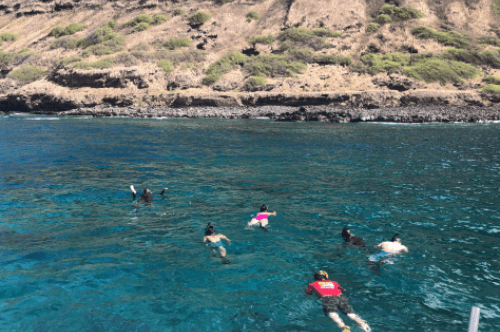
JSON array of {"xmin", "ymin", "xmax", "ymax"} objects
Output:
[{"xmin": 0, "ymin": 114, "xmax": 499, "ymax": 332}]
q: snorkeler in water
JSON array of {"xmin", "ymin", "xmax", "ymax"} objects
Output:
[
  {"xmin": 130, "ymin": 185, "xmax": 168, "ymax": 206},
  {"xmin": 374, "ymin": 233, "xmax": 408, "ymax": 254},
  {"xmin": 245, "ymin": 204, "xmax": 277, "ymax": 232},
  {"xmin": 369, "ymin": 233, "xmax": 408, "ymax": 262},
  {"xmin": 305, "ymin": 270, "xmax": 371, "ymax": 332},
  {"xmin": 202, "ymin": 223, "xmax": 232, "ymax": 264},
  {"xmin": 341, "ymin": 226, "xmax": 366, "ymax": 247}
]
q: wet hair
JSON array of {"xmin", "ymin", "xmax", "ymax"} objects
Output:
[
  {"xmin": 141, "ymin": 188, "xmax": 153, "ymax": 203},
  {"xmin": 391, "ymin": 233, "xmax": 401, "ymax": 243},
  {"xmin": 314, "ymin": 270, "xmax": 328, "ymax": 281},
  {"xmin": 342, "ymin": 225, "xmax": 351, "ymax": 241},
  {"xmin": 260, "ymin": 204, "xmax": 268, "ymax": 212},
  {"xmin": 205, "ymin": 223, "xmax": 215, "ymax": 236},
  {"xmin": 342, "ymin": 225, "xmax": 366, "ymax": 247}
]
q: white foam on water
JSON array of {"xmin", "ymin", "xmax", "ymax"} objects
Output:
[
  {"xmin": 24, "ymin": 117, "xmax": 60, "ymax": 121},
  {"xmin": 256, "ymin": 117, "xmax": 270, "ymax": 120},
  {"xmin": 155, "ymin": 117, "xmax": 169, "ymax": 120}
]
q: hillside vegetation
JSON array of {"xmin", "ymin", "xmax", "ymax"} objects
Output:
[{"xmin": 2, "ymin": 0, "xmax": 500, "ymax": 107}]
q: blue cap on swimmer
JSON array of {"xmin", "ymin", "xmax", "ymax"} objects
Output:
[
  {"xmin": 391, "ymin": 233, "xmax": 401, "ymax": 243},
  {"xmin": 205, "ymin": 223, "xmax": 215, "ymax": 235},
  {"xmin": 314, "ymin": 270, "xmax": 329, "ymax": 281},
  {"xmin": 260, "ymin": 204, "xmax": 268, "ymax": 212}
]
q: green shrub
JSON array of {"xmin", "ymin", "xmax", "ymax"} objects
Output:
[
  {"xmin": 56, "ymin": 55, "xmax": 82, "ymax": 65},
  {"xmin": 481, "ymin": 84, "xmax": 500, "ymax": 94},
  {"xmin": 287, "ymin": 48, "xmax": 314, "ymax": 62},
  {"xmin": 126, "ymin": 14, "xmax": 155, "ymax": 27},
  {"xmin": 163, "ymin": 37, "xmax": 192, "ymax": 49},
  {"xmin": 245, "ymin": 76, "xmax": 267, "ymax": 87},
  {"xmin": 51, "ymin": 36, "xmax": 77, "ymax": 49},
  {"xmin": 312, "ymin": 54, "xmax": 352, "ymax": 65},
  {"xmin": 440, "ymin": 48, "xmax": 500, "ymax": 68},
  {"xmin": 312, "ymin": 28, "xmax": 341, "ymax": 37},
  {"xmin": 412, "ymin": 25, "xmax": 470, "ymax": 48},
  {"xmin": 202, "ymin": 51, "xmax": 246, "ymax": 85},
  {"xmin": 351, "ymin": 63, "xmax": 368, "ymax": 73},
  {"xmin": 49, "ymin": 26, "xmax": 64, "ymax": 37},
  {"xmin": 64, "ymin": 23, "xmax": 86, "ymax": 35},
  {"xmin": 483, "ymin": 75, "xmax": 500, "ymax": 85},
  {"xmin": 156, "ymin": 49, "xmax": 206, "ymax": 66},
  {"xmin": 477, "ymin": 36, "xmax": 500, "ymax": 47},
  {"xmin": 247, "ymin": 10, "xmax": 259, "ymax": 22},
  {"xmin": 133, "ymin": 42, "xmax": 151, "ymax": 51},
  {"xmin": 243, "ymin": 53, "xmax": 307, "ymax": 77},
  {"xmin": 377, "ymin": 14, "xmax": 392, "ymax": 24},
  {"xmin": 72, "ymin": 56, "xmax": 115, "ymax": 70},
  {"xmin": 367, "ymin": 23, "xmax": 380, "ymax": 33},
  {"xmin": 10, "ymin": 64, "xmax": 47, "ymax": 83},
  {"xmin": 114, "ymin": 52, "xmax": 138, "ymax": 66},
  {"xmin": 493, "ymin": 0, "xmax": 500, "ymax": 15},
  {"xmin": 174, "ymin": 8, "xmax": 185, "ymax": 15},
  {"xmin": 249, "ymin": 34, "xmax": 276, "ymax": 46},
  {"xmin": 189, "ymin": 11, "xmax": 212, "ymax": 24},
  {"xmin": 277, "ymin": 28, "xmax": 326, "ymax": 51},
  {"xmin": 403, "ymin": 58, "xmax": 480, "ymax": 85},
  {"xmin": 154, "ymin": 14, "xmax": 169, "ymax": 25},
  {"xmin": 76, "ymin": 25, "xmax": 125, "ymax": 55},
  {"xmin": 158, "ymin": 60, "xmax": 174, "ymax": 73},
  {"xmin": 0, "ymin": 48, "xmax": 36, "ymax": 66},
  {"xmin": 0, "ymin": 32, "xmax": 18, "ymax": 42},
  {"xmin": 102, "ymin": 20, "xmax": 118, "ymax": 30},
  {"xmin": 378, "ymin": 4, "xmax": 424, "ymax": 20},
  {"xmin": 361, "ymin": 53, "xmax": 409, "ymax": 75},
  {"xmin": 49, "ymin": 23, "xmax": 85, "ymax": 37},
  {"xmin": 132, "ymin": 22, "xmax": 151, "ymax": 33}
]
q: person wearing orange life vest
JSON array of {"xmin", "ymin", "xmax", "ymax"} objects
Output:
[{"xmin": 305, "ymin": 270, "xmax": 371, "ymax": 332}]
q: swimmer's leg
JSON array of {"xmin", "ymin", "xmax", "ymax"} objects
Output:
[
  {"xmin": 218, "ymin": 247, "xmax": 230, "ymax": 264},
  {"xmin": 347, "ymin": 313, "xmax": 371, "ymax": 332},
  {"xmin": 327, "ymin": 313, "xmax": 349, "ymax": 331},
  {"xmin": 259, "ymin": 220, "xmax": 269, "ymax": 231}
]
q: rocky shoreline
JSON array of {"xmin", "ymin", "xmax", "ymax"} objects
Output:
[{"xmin": 8, "ymin": 104, "xmax": 497, "ymax": 123}]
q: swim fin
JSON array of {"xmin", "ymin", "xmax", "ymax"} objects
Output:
[
  {"xmin": 221, "ymin": 257, "xmax": 231, "ymax": 264},
  {"xmin": 341, "ymin": 327, "xmax": 351, "ymax": 332}
]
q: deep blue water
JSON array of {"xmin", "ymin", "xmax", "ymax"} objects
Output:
[{"xmin": 0, "ymin": 114, "xmax": 499, "ymax": 332}]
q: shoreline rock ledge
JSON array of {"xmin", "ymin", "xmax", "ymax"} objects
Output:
[{"xmin": 53, "ymin": 105, "xmax": 500, "ymax": 123}]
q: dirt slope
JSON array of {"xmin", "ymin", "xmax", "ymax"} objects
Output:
[{"xmin": 1, "ymin": 0, "xmax": 500, "ymax": 111}]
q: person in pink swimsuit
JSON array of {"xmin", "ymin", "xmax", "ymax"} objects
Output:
[
  {"xmin": 305, "ymin": 270, "xmax": 371, "ymax": 332},
  {"xmin": 245, "ymin": 204, "xmax": 277, "ymax": 232}
]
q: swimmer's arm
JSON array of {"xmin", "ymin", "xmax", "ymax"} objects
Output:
[
  {"xmin": 158, "ymin": 188, "xmax": 168, "ymax": 195},
  {"xmin": 403, "ymin": 246, "xmax": 409, "ymax": 253},
  {"xmin": 305, "ymin": 284, "xmax": 313, "ymax": 295},
  {"xmin": 202, "ymin": 236, "xmax": 208, "ymax": 243},
  {"xmin": 130, "ymin": 185, "xmax": 137, "ymax": 200},
  {"xmin": 269, "ymin": 211, "xmax": 277, "ymax": 216},
  {"xmin": 220, "ymin": 235, "xmax": 231, "ymax": 245},
  {"xmin": 374, "ymin": 243, "xmax": 382, "ymax": 248}
]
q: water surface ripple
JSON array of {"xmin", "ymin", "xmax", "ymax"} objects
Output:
[{"xmin": 0, "ymin": 115, "xmax": 499, "ymax": 331}]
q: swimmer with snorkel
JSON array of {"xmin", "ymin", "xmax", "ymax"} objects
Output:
[
  {"xmin": 245, "ymin": 204, "xmax": 277, "ymax": 232},
  {"xmin": 369, "ymin": 233, "xmax": 408, "ymax": 262},
  {"xmin": 202, "ymin": 223, "xmax": 232, "ymax": 264},
  {"xmin": 341, "ymin": 225, "xmax": 366, "ymax": 247},
  {"xmin": 305, "ymin": 270, "xmax": 371, "ymax": 332},
  {"xmin": 130, "ymin": 185, "xmax": 167, "ymax": 206}
]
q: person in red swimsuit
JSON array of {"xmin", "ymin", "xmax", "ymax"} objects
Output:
[{"xmin": 305, "ymin": 270, "xmax": 371, "ymax": 332}]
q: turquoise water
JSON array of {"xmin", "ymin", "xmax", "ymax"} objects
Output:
[{"xmin": 0, "ymin": 114, "xmax": 499, "ymax": 332}]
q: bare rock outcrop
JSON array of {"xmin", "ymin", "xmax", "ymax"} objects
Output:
[{"xmin": 48, "ymin": 65, "xmax": 154, "ymax": 89}]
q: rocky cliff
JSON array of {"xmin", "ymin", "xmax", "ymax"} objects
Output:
[{"xmin": 1, "ymin": 0, "xmax": 500, "ymax": 113}]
